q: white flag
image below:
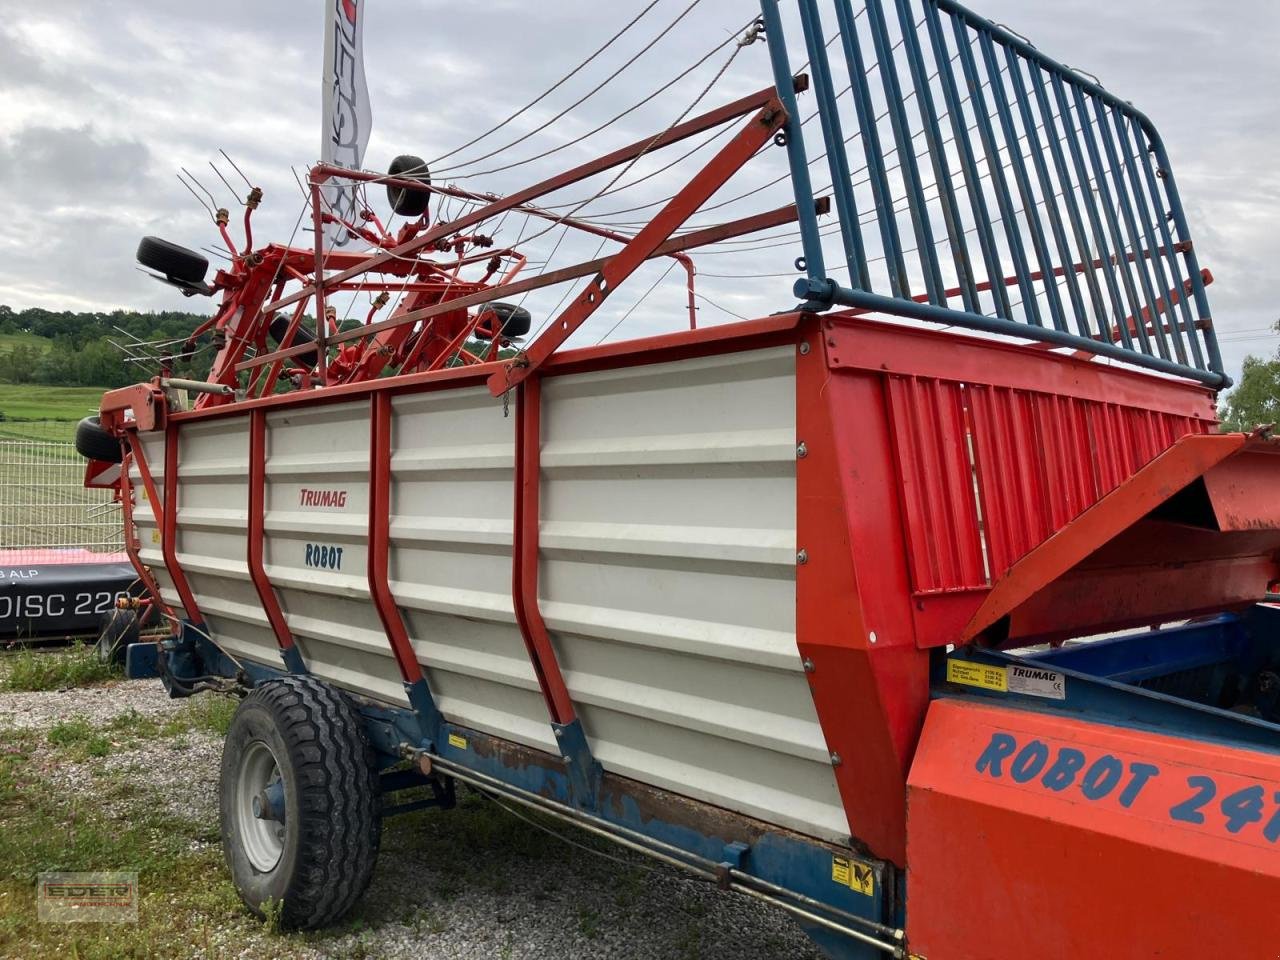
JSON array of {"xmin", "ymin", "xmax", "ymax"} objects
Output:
[{"xmin": 321, "ymin": 0, "xmax": 372, "ymax": 249}]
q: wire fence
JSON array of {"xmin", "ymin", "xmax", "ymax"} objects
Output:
[{"xmin": 0, "ymin": 421, "xmax": 124, "ymax": 565}]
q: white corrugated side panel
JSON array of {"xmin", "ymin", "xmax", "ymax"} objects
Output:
[
  {"xmin": 388, "ymin": 388, "xmax": 557, "ymax": 752},
  {"xmin": 539, "ymin": 347, "xmax": 847, "ymax": 842},
  {"xmin": 128, "ymin": 422, "xmax": 280, "ymax": 667},
  {"xmin": 175, "ymin": 417, "xmax": 279, "ymax": 667},
  {"xmin": 263, "ymin": 402, "xmax": 408, "ymax": 705},
  {"xmin": 141, "ymin": 346, "xmax": 844, "ymax": 842}
]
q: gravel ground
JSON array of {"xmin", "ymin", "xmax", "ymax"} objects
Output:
[{"xmin": 0, "ymin": 674, "xmax": 826, "ymax": 960}]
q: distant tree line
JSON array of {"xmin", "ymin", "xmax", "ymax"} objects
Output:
[
  {"xmin": 0, "ymin": 304, "xmax": 213, "ymax": 388},
  {"xmin": 1219, "ymin": 319, "xmax": 1280, "ymax": 432},
  {"xmin": 0, "ymin": 304, "xmax": 513, "ymax": 390}
]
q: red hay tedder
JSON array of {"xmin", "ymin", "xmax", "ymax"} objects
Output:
[{"xmin": 77, "ymin": 2, "xmax": 1280, "ymax": 957}]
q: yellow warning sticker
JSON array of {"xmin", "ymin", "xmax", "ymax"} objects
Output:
[
  {"xmin": 447, "ymin": 733, "xmax": 468, "ymax": 750},
  {"xmin": 946, "ymin": 659, "xmax": 1008, "ymax": 692},
  {"xmin": 139, "ymin": 487, "xmax": 148, "ymax": 501},
  {"xmin": 150, "ymin": 529, "xmax": 162, "ymax": 545},
  {"xmin": 831, "ymin": 856, "xmax": 875, "ymax": 896}
]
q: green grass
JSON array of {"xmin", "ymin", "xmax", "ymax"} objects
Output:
[
  {"xmin": 0, "ymin": 727, "xmax": 255, "ymax": 960},
  {"xmin": 37, "ymin": 696, "xmax": 241, "ymax": 764},
  {"xmin": 0, "ymin": 332, "xmax": 50, "ymax": 355},
  {"xmin": 0, "ymin": 642, "xmax": 119, "ymax": 692},
  {"xmin": 47, "ymin": 717, "xmax": 113, "ymax": 759},
  {"xmin": 0, "ymin": 384, "xmax": 105, "ymax": 424},
  {"xmin": 107, "ymin": 696, "xmax": 238, "ymax": 740}
]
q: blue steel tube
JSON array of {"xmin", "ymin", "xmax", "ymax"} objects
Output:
[
  {"xmin": 977, "ymin": 30, "xmax": 1066, "ymax": 332},
  {"xmin": 758, "ymin": 0, "xmax": 828, "ymax": 294},
  {"xmin": 1140, "ymin": 116, "xmax": 1225, "ymax": 378},
  {"xmin": 1027, "ymin": 66, "xmax": 1110, "ymax": 335},
  {"xmin": 1001, "ymin": 44, "xmax": 1088, "ymax": 336},
  {"xmin": 1104, "ymin": 103, "xmax": 1187, "ymax": 365},
  {"xmin": 1072, "ymin": 83, "xmax": 1155, "ymax": 356},
  {"xmin": 796, "ymin": 0, "xmax": 869, "ymax": 290},
  {"xmin": 891, "ymin": 0, "xmax": 979, "ymax": 313},
  {"xmin": 1050, "ymin": 73, "xmax": 1129, "ymax": 347},
  {"xmin": 1123, "ymin": 113, "xmax": 1205, "ymax": 369},
  {"xmin": 948, "ymin": 12, "xmax": 1042, "ymax": 325},
  {"xmin": 921, "ymin": 1, "xmax": 1011, "ymax": 320},
  {"xmin": 1087, "ymin": 91, "xmax": 1172, "ymax": 361},
  {"xmin": 865, "ymin": 0, "xmax": 946, "ymax": 305},
  {"xmin": 834, "ymin": 0, "xmax": 907, "ymax": 297},
  {"xmin": 932, "ymin": 0, "xmax": 1224, "ymax": 379},
  {"xmin": 793, "ymin": 277, "xmax": 1227, "ymax": 388}
]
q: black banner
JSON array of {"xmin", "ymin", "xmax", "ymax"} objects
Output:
[{"xmin": 0, "ymin": 563, "xmax": 140, "ymax": 639}]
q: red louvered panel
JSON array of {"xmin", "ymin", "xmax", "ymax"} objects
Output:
[
  {"xmin": 893, "ymin": 377, "xmax": 1213, "ymax": 593},
  {"xmin": 886, "ymin": 376, "xmax": 986, "ymax": 593}
]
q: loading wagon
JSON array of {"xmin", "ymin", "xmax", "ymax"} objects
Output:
[{"xmin": 80, "ymin": 2, "xmax": 1280, "ymax": 956}]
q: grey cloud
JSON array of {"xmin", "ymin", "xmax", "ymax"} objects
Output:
[{"xmin": 0, "ymin": 0, "xmax": 1275, "ymax": 379}]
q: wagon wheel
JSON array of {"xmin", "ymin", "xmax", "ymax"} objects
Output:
[{"xmin": 220, "ymin": 676, "xmax": 381, "ymax": 929}]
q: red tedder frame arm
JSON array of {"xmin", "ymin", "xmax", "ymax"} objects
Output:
[{"xmin": 487, "ymin": 97, "xmax": 790, "ymax": 397}]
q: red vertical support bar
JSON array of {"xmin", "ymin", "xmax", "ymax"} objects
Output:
[
  {"xmin": 368, "ymin": 394, "xmax": 425, "ymax": 686},
  {"xmin": 118, "ymin": 451, "xmax": 169, "ymax": 619},
  {"xmin": 368, "ymin": 393, "xmax": 442, "ymax": 743},
  {"xmin": 129, "ymin": 429, "xmax": 202, "ymax": 623},
  {"xmin": 511, "ymin": 377, "xmax": 578, "ymax": 725},
  {"xmin": 246, "ymin": 411, "xmax": 305, "ymax": 672},
  {"xmin": 161, "ymin": 424, "xmax": 205, "ymax": 623}
]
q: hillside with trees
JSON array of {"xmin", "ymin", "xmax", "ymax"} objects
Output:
[{"xmin": 0, "ymin": 304, "xmax": 213, "ymax": 388}]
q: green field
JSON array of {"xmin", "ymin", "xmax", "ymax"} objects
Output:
[
  {"xmin": 0, "ymin": 331, "xmax": 50, "ymax": 354},
  {"xmin": 0, "ymin": 384, "xmax": 105, "ymax": 423}
]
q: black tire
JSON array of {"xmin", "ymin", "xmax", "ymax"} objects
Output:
[
  {"xmin": 74, "ymin": 416, "xmax": 122, "ymax": 463},
  {"xmin": 473, "ymin": 302, "xmax": 532, "ymax": 340},
  {"xmin": 220, "ymin": 676, "xmax": 381, "ymax": 929},
  {"xmin": 267, "ymin": 313, "xmax": 318, "ymax": 368},
  {"xmin": 137, "ymin": 236, "xmax": 209, "ymax": 284},
  {"xmin": 96, "ymin": 608, "xmax": 139, "ymax": 665},
  {"xmin": 386, "ymin": 155, "xmax": 430, "ymax": 218}
]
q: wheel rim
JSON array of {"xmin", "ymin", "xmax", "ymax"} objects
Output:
[{"xmin": 236, "ymin": 740, "xmax": 286, "ymax": 872}]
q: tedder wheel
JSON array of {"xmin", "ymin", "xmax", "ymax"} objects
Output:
[
  {"xmin": 473, "ymin": 302, "xmax": 532, "ymax": 340},
  {"xmin": 386, "ymin": 154, "xmax": 430, "ymax": 218},
  {"xmin": 74, "ymin": 416, "xmax": 122, "ymax": 463},
  {"xmin": 96, "ymin": 607, "xmax": 139, "ymax": 665},
  {"xmin": 136, "ymin": 236, "xmax": 209, "ymax": 285},
  {"xmin": 220, "ymin": 676, "xmax": 381, "ymax": 929}
]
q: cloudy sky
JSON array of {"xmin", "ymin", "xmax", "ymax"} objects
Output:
[{"xmin": 0, "ymin": 0, "xmax": 1275, "ymax": 383}]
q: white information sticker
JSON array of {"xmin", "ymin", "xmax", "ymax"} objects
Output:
[{"xmin": 1006, "ymin": 665, "xmax": 1066, "ymax": 700}]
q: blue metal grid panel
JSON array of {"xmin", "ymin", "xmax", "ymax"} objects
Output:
[{"xmin": 757, "ymin": 0, "xmax": 1226, "ymax": 386}]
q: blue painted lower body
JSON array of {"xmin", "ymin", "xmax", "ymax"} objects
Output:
[
  {"xmin": 937, "ymin": 605, "xmax": 1280, "ymax": 753},
  {"xmin": 134, "ymin": 622, "xmax": 900, "ymax": 959}
]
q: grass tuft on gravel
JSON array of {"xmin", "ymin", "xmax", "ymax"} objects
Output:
[
  {"xmin": 37, "ymin": 695, "xmax": 241, "ymax": 763},
  {"xmin": 0, "ymin": 642, "xmax": 119, "ymax": 692}
]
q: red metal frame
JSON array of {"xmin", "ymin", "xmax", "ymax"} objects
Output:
[
  {"xmin": 367, "ymin": 392, "xmax": 428, "ymax": 689},
  {"xmin": 511, "ymin": 376, "xmax": 578, "ymax": 725},
  {"xmin": 117, "ymin": 451, "xmax": 170, "ymax": 621},
  {"xmin": 107, "ymin": 302, "xmax": 1275, "ymax": 874},
  {"xmin": 246, "ymin": 410, "xmax": 298, "ymax": 656},
  {"xmin": 124, "ymin": 431, "xmax": 203, "ymax": 624},
  {"xmin": 487, "ymin": 97, "xmax": 788, "ymax": 395},
  {"xmin": 797, "ymin": 314, "xmax": 927, "ymax": 866},
  {"xmin": 126, "ymin": 81, "xmax": 809, "ymax": 411}
]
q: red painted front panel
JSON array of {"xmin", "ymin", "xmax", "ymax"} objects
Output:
[{"xmin": 907, "ymin": 699, "xmax": 1280, "ymax": 958}]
